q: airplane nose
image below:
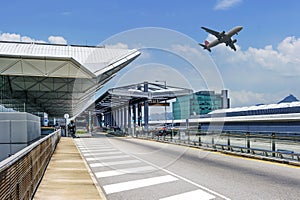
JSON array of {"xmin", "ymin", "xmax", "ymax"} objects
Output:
[{"xmin": 238, "ymin": 26, "xmax": 243, "ymax": 31}]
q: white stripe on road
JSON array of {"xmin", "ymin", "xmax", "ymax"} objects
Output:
[
  {"xmin": 127, "ymin": 150, "xmax": 230, "ymax": 200},
  {"xmin": 78, "ymin": 146, "xmax": 112, "ymax": 150},
  {"xmin": 90, "ymin": 160, "xmax": 141, "ymax": 168},
  {"xmin": 159, "ymin": 189, "xmax": 215, "ymax": 200},
  {"xmin": 81, "ymin": 149, "xmax": 117, "ymax": 153},
  {"xmin": 86, "ymin": 155, "xmax": 130, "ymax": 161},
  {"xmin": 95, "ymin": 166, "xmax": 155, "ymax": 178},
  {"xmin": 103, "ymin": 175, "xmax": 178, "ymax": 194},
  {"xmin": 83, "ymin": 151, "xmax": 122, "ymax": 157}
]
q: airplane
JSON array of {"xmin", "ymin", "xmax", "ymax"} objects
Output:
[{"xmin": 199, "ymin": 26, "xmax": 243, "ymax": 52}]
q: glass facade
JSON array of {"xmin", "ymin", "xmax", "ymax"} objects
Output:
[
  {"xmin": 172, "ymin": 90, "xmax": 229, "ymax": 120},
  {"xmin": 0, "ymin": 75, "xmax": 18, "ymax": 112}
]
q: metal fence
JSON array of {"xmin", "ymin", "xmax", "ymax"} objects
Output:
[
  {"xmin": 135, "ymin": 129, "xmax": 300, "ymax": 163},
  {"xmin": 0, "ymin": 130, "xmax": 60, "ymax": 200}
]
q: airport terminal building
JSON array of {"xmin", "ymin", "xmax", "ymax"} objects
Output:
[{"xmin": 0, "ymin": 41, "xmax": 140, "ymax": 160}]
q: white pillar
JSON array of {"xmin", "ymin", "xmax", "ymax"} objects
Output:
[
  {"xmin": 120, "ymin": 108, "xmax": 123, "ymax": 129},
  {"xmin": 124, "ymin": 107, "xmax": 127, "ymax": 132}
]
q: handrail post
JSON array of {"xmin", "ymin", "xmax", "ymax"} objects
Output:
[
  {"xmin": 271, "ymin": 133, "xmax": 276, "ymax": 157},
  {"xmin": 246, "ymin": 132, "xmax": 250, "ymax": 153},
  {"xmin": 227, "ymin": 133, "xmax": 230, "ymax": 150}
]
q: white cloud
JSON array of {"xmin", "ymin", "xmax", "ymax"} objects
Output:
[
  {"xmin": 105, "ymin": 42, "xmax": 129, "ymax": 49},
  {"xmin": 0, "ymin": 32, "xmax": 46, "ymax": 43},
  {"xmin": 0, "ymin": 32, "xmax": 68, "ymax": 45},
  {"xmin": 214, "ymin": 0, "xmax": 242, "ymax": 10},
  {"xmin": 0, "ymin": 33, "xmax": 21, "ymax": 41},
  {"xmin": 230, "ymin": 90, "xmax": 271, "ymax": 107},
  {"xmin": 211, "ymin": 35, "xmax": 300, "ymax": 107},
  {"xmin": 214, "ymin": 35, "xmax": 300, "ymax": 75},
  {"xmin": 48, "ymin": 36, "xmax": 67, "ymax": 45}
]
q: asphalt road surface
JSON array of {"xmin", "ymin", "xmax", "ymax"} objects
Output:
[{"xmin": 75, "ymin": 133, "xmax": 300, "ymax": 200}]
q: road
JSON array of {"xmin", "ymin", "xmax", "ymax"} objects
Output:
[{"xmin": 75, "ymin": 133, "xmax": 300, "ymax": 200}]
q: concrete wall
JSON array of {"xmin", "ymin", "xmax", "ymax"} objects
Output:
[{"xmin": 0, "ymin": 112, "xmax": 41, "ymax": 161}]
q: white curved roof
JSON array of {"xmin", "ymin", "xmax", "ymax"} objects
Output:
[
  {"xmin": 0, "ymin": 41, "xmax": 140, "ymax": 78},
  {"xmin": 0, "ymin": 41, "xmax": 141, "ymax": 117},
  {"xmin": 209, "ymin": 101, "xmax": 300, "ymax": 114}
]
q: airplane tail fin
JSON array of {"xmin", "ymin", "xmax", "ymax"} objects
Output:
[{"xmin": 199, "ymin": 40, "xmax": 211, "ymax": 52}]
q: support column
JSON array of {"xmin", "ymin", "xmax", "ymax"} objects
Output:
[
  {"xmin": 138, "ymin": 103, "xmax": 142, "ymax": 127},
  {"xmin": 107, "ymin": 112, "xmax": 109, "ymax": 126},
  {"xmin": 144, "ymin": 82, "xmax": 149, "ymax": 134},
  {"xmin": 128, "ymin": 105, "xmax": 132, "ymax": 135},
  {"xmin": 120, "ymin": 108, "xmax": 124, "ymax": 130},
  {"xmin": 123, "ymin": 107, "xmax": 127, "ymax": 133},
  {"xmin": 112, "ymin": 110, "xmax": 116, "ymax": 126},
  {"xmin": 116, "ymin": 109, "xmax": 119, "ymax": 128},
  {"xmin": 97, "ymin": 113, "xmax": 102, "ymax": 128},
  {"xmin": 88, "ymin": 111, "xmax": 92, "ymax": 133},
  {"xmin": 115, "ymin": 109, "xmax": 118, "ymax": 127},
  {"xmin": 133, "ymin": 104, "xmax": 136, "ymax": 136}
]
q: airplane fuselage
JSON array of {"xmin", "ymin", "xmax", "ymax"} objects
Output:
[{"xmin": 201, "ymin": 26, "xmax": 243, "ymax": 51}]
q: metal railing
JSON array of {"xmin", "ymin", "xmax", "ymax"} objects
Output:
[
  {"xmin": 135, "ymin": 130, "xmax": 300, "ymax": 164},
  {"xmin": 0, "ymin": 130, "xmax": 61, "ymax": 200}
]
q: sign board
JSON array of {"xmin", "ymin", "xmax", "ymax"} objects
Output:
[{"xmin": 64, "ymin": 113, "xmax": 69, "ymax": 119}]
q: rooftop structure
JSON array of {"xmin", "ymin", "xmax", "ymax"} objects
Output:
[
  {"xmin": 0, "ymin": 41, "xmax": 140, "ymax": 117},
  {"xmin": 208, "ymin": 101, "xmax": 300, "ymax": 118},
  {"xmin": 95, "ymin": 82, "xmax": 192, "ymax": 134}
]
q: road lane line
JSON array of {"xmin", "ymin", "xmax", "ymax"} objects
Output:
[
  {"xmin": 83, "ymin": 151, "xmax": 122, "ymax": 157},
  {"xmin": 86, "ymin": 155, "xmax": 130, "ymax": 161},
  {"xmin": 81, "ymin": 149, "xmax": 117, "ymax": 153},
  {"xmin": 103, "ymin": 175, "xmax": 178, "ymax": 194},
  {"xmin": 95, "ymin": 166, "xmax": 155, "ymax": 178},
  {"xmin": 79, "ymin": 147, "xmax": 112, "ymax": 149},
  {"xmin": 159, "ymin": 189, "xmax": 215, "ymax": 200},
  {"xmin": 90, "ymin": 160, "xmax": 141, "ymax": 168}
]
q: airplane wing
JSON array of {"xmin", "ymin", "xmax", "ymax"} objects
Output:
[
  {"xmin": 228, "ymin": 43, "xmax": 236, "ymax": 51},
  {"xmin": 227, "ymin": 39, "xmax": 237, "ymax": 51},
  {"xmin": 201, "ymin": 27, "xmax": 223, "ymax": 39}
]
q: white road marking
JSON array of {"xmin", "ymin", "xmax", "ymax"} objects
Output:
[
  {"xmin": 81, "ymin": 149, "xmax": 117, "ymax": 153},
  {"xmin": 95, "ymin": 166, "xmax": 155, "ymax": 178},
  {"xmin": 103, "ymin": 175, "xmax": 178, "ymax": 194},
  {"xmin": 127, "ymin": 151, "xmax": 231, "ymax": 200},
  {"xmin": 79, "ymin": 147, "xmax": 113, "ymax": 150},
  {"xmin": 90, "ymin": 160, "xmax": 141, "ymax": 168},
  {"xmin": 86, "ymin": 155, "xmax": 130, "ymax": 161},
  {"xmin": 83, "ymin": 151, "xmax": 122, "ymax": 157},
  {"xmin": 159, "ymin": 189, "xmax": 215, "ymax": 200}
]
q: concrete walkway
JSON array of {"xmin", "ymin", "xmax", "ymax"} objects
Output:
[{"xmin": 33, "ymin": 137, "xmax": 104, "ymax": 200}]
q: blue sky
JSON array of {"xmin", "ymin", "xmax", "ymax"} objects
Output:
[
  {"xmin": 1, "ymin": 0, "xmax": 299, "ymax": 47},
  {"xmin": 1, "ymin": 0, "xmax": 300, "ymax": 107}
]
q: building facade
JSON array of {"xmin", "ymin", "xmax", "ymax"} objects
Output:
[{"xmin": 172, "ymin": 90, "xmax": 230, "ymax": 120}]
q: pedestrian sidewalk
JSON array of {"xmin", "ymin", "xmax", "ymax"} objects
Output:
[{"xmin": 33, "ymin": 137, "xmax": 104, "ymax": 200}]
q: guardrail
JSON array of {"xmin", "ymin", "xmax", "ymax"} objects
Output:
[
  {"xmin": 135, "ymin": 131, "xmax": 300, "ymax": 165},
  {"xmin": 0, "ymin": 130, "xmax": 61, "ymax": 200}
]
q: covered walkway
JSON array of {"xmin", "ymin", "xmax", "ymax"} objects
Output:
[{"xmin": 33, "ymin": 137, "xmax": 104, "ymax": 200}]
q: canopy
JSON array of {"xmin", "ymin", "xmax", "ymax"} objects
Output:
[{"xmin": 0, "ymin": 41, "xmax": 140, "ymax": 117}]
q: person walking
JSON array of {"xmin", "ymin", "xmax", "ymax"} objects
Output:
[{"xmin": 68, "ymin": 120, "xmax": 76, "ymax": 138}]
